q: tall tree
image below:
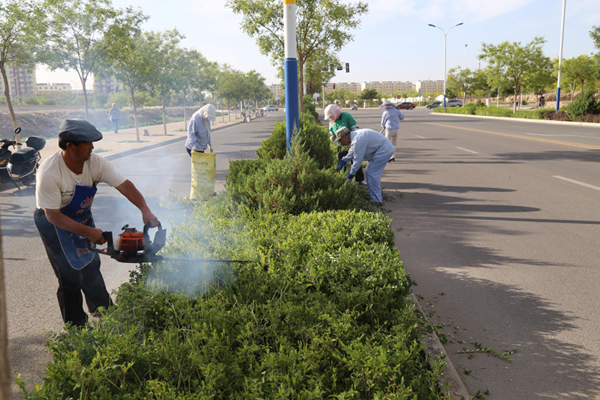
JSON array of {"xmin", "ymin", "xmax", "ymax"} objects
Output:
[
  {"xmin": 226, "ymin": 0, "xmax": 368, "ymax": 113},
  {"xmin": 481, "ymin": 36, "xmax": 550, "ymax": 112},
  {"xmin": 44, "ymin": 0, "xmax": 145, "ymax": 120},
  {"xmin": 447, "ymin": 67, "xmax": 475, "ymax": 104},
  {"xmin": 561, "ymin": 54, "xmax": 597, "ymax": 98},
  {"xmin": 143, "ymin": 29, "xmax": 183, "ymax": 135},
  {"xmin": 102, "ymin": 30, "xmax": 155, "ymax": 141},
  {"xmin": 172, "ymin": 48, "xmax": 209, "ymax": 128},
  {"xmin": 0, "ymin": 0, "xmax": 47, "ymax": 139}
]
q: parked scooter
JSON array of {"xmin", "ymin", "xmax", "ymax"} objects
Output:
[
  {"xmin": 241, "ymin": 111, "xmax": 250, "ymax": 123},
  {"xmin": 0, "ymin": 127, "xmax": 46, "ymax": 189}
]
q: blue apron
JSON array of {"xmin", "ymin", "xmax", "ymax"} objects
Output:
[{"xmin": 55, "ymin": 184, "xmax": 98, "ymax": 270}]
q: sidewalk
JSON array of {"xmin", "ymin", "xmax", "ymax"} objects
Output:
[{"xmin": 39, "ymin": 114, "xmax": 244, "ymax": 161}]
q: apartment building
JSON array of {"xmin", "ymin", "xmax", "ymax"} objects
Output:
[
  {"xmin": 37, "ymin": 82, "xmax": 72, "ymax": 94},
  {"xmin": 268, "ymin": 84, "xmax": 284, "ymax": 98},
  {"xmin": 93, "ymin": 76, "xmax": 122, "ymax": 94},
  {"xmin": 415, "ymin": 80, "xmax": 444, "ymax": 94},
  {"xmin": 362, "ymin": 81, "xmax": 416, "ymax": 94},
  {"xmin": 0, "ymin": 64, "xmax": 37, "ymax": 96}
]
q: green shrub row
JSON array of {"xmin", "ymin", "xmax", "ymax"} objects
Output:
[
  {"xmin": 18, "ymin": 200, "xmax": 447, "ymax": 399},
  {"xmin": 435, "ymin": 92, "xmax": 600, "ymax": 123},
  {"xmin": 18, "ymin": 111, "xmax": 449, "ymax": 399}
]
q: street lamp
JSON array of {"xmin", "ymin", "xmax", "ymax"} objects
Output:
[{"xmin": 428, "ymin": 22, "xmax": 464, "ymax": 107}]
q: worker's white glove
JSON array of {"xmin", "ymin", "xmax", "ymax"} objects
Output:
[{"xmin": 207, "ymin": 145, "xmax": 213, "ymax": 153}]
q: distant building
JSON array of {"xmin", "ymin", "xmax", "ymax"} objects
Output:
[
  {"xmin": 37, "ymin": 82, "xmax": 72, "ymax": 94},
  {"xmin": 268, "ymin": 84, "xmax": 284, "ymax": 98},
  {"xmin": 362, "ymin": 81, "xmax": 415, "ymax": 95},
  {"xmin": 0, "ymin": 64, "xmax": 37, "ymax": 96},
  {"xmin": 415, "ymin": 80, "xmax": 444, "ymax": 95},
  {"xmin": 93, "ymin": 76, "xmax": 122, "ymax": 94}
]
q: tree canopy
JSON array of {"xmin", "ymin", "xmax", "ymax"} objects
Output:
[
  {"xmin": 0, "ymin": 0, "xmax": 47, "ymax": 132},
  {"xmin": 44, "ymin": 0, "xmax": 146, "ymax": 119},
  {"xmin": 226, "ymin": 0, "xmax": 368, "ymax": 112},
  {"xmin": 481, "ymin": 36, "xmax": 551, "ymax": 112}
]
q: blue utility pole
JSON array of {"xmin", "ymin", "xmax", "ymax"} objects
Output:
[{"xmin": 284, "ymin": 0, "xmax": 299, "ymax": 152}]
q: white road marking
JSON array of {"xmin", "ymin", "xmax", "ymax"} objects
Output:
[
  {"xmin": 415, "ymin": 135, "xmax": 426, "ymax": 139},
  {"xmin": 456, "ymin": 147, "xmax": 478, "ymax": 154},
  {"xmin": 527, "ymin": 132, "xmax": 600, "ymax": 140},
  {"xmin": 553, "ymin": 176, "xmax": 600, "ymax": 192}
]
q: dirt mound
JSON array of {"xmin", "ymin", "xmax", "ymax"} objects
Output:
[{"xmin": 0, "ymin": 107, "xmax": 201, "ymax": 140}]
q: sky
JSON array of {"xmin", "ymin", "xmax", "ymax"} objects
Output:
[{"xmin": 37, "ymin": 0, "xmax": 600, "ymax": 90}]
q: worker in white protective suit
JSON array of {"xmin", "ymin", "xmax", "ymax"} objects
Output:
[{"xmin": 185, "ymin": 104, "xmax": 216, "ymax": 156}]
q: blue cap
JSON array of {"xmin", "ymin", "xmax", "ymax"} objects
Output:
[{"xmin": 58, "ymin": 119, "xmax": 103, "ymax": 143}]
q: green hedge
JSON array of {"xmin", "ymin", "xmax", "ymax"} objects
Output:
[
  {"xmin": 18, "ymin": 200, "xmax": 446, "ymax": 399},
  {"xmin": 227, "ymin": 137, "xmax": 358, "ymax": 215},
  {"xmin": 256, "ymin": 113, "xmax": 335, "ymax": 170}
]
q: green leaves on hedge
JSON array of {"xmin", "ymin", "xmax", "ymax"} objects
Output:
[{"xmin": 227, "ymin": 136, "xmax": 357, "ymax": 215}]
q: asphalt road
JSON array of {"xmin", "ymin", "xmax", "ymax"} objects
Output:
[
  {"xmin": 3, "ymin": 106, "xmax": 600, "ymax": 399},
  {"xmin": 1, "ymin": 111, "xmax": 283, "ymax": 396},
  {"xmin": 369, "ymin": 108, "xmax": 600, "ymax": 399}
]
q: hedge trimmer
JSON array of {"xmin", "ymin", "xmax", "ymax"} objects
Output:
[{"xmin": 87, "ymin": 222, "xmax": 252, "ymax": 264}]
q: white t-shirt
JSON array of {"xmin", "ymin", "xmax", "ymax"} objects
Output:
[{"xmin": 36, "ymin": 152, "xmax": 127, "ymax": 210}]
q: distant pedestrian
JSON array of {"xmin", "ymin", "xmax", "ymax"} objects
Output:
[
  {"xmin": 539, "ymin": 94, "xmax": 545, "ymax": 108},
  {"xmin": 379, "ymin": 100, "xmax": 404, "ymax": 162},
  {"xmin": 108, "ymin": 103, "xmax": 120, "ymax": 134},
  {"xmin": 185, "ymin": 104, "xmax": 216, "ymax": 156}
]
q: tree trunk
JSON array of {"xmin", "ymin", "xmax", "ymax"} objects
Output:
[
  {"xmin": 182, "ymin": 88, "xmax": 187, "ymax": 131},
  {"xmin": 130, "ymin": 87, "xmax": 140, "ymax": 142},
  {"xmin": 227, "ymin": 99, "xmax": 230, "ymax": 122},
  {"xmin": 0, "ymin": 229, "xmax": 12, "ymax": 400},
  {"xmin": 513, "ymin": 83, "xmax": 518, "ymax": 113},
  {"xmin": 161, "ymin": 96, "xmax": 167, "ymax": 136},
  {"xmin": 1, "ymin": 63, "xmax": 22, "ymax": 149},
  {"xmin": 81, "ymin": 76, "xmax": 89, "ymax": 121}
]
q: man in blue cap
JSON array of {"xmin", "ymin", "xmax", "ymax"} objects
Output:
[
  {"xmin": 334, "ymin": 127, "xmax": 395, "ymax": 203},
  {"xmin": 34, "ymin": 119, "xmax": 159, "ymax": 328}
]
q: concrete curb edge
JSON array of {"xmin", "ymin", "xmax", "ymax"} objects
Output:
[
  {"xmin": 430, "ymin": 111, "xmax": 600, "ymax": 128},
  {"xmin": 411, "ymin": 293, "xmax": 471, "ymax": 400},
  {"xmin": 104, "ymin": 121, "xmax": 243, "ymax": 161}
]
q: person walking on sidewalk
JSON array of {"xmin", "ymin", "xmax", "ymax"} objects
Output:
[
  {"xmin": 324, "ymin": 103, "xmax": 365, "ymax": 184},
  {"xmin": 334, "ymin": 127, "xmax": 395, "ymax": 203},
  {"xmin": 108, "ymin": 103, "xmax": 120, "ymax": 134},
  {"xmin": 185, "ymin": 104, "xmax": 216, "ymax": 156},
  {"xmin": 380, "ymin": 100, "xmax": 404, "ymax": 162},
  {"xmin": 34, "ymin": 119, "xmax": 159, "ymax": 328}
]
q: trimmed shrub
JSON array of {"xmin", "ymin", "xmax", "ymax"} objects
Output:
[
  {"xmin": 565, "ymin": 89, "xmax": 600, "ymax": 121},
  {"xmin": 18, "ymin": 201, "xmax": 445, "ymax": 400},
  {"xmin": 227, "ymin": 137, "xmax": 357, "ymax": 215},
  {"xmin": 303, "ymin": 93, "xmax": 319, "ymax": 121},
  {"xmin": 256, "ymin": 113, "xmax": 335, "ymax": 170}
]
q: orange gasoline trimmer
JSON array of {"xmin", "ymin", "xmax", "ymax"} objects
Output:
[{"xmin": 87, "ymin": 222, "xmax": 252, "ymax": 264}]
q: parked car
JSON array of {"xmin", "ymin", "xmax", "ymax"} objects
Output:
[
  {"xmin": 262, "ymin": 105, "xmax": 278, "ymax": 111},
  {"xmin": 425, "ymin": 101, "xmax": 442, "ymax": 109},
  {"xmin": 446, "ymin": 99, "xmax": 463, "ymax": 107},
  {"xmin": 396, "ymin": 102, "xmax": 416, "ymax": 110}
]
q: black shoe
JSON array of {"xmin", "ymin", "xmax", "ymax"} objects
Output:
[{"xmin": 388, "ymin": 157, "xmax": 395, "ymax": 163}]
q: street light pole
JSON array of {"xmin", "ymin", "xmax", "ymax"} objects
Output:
[
  {"xmin": 429, "ymin": 22, "xmax": 464, "ymax": 107},
  {"xmin": 556, "ymin": 0, "xmax": 567, "ymax": 112},
  {"xmin": 465, "ymin": 44, "xmax": 468, "ymax": 69}
]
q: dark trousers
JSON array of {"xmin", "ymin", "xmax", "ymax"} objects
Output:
[
  {"xmin": 34, "ymin": 208, "xmax": 112, "ymax": 327},
  {"xmin": 338, "ymin": 150, "xmax": 365, "ymax": 182}
]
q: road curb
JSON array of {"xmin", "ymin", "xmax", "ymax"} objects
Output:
[
  {"xmin": 104, "ymin": 121, "xmax": 243, "ymax": 161},
  {"xmin": 411, "ymin": 293, "xmax": 471, "ymax": 400},
  {"xmin": 430, "ymin": 111, "xmax": 600, "ymax": 128}
]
